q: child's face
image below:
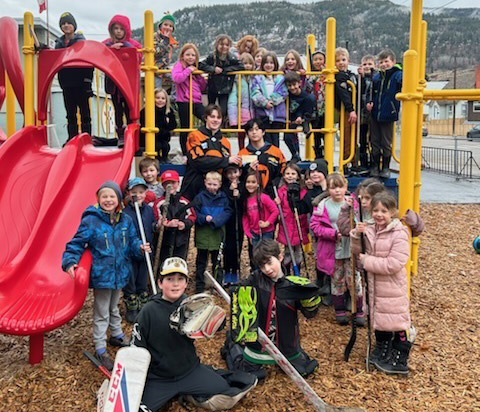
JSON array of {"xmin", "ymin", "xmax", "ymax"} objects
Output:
[
  {"xmin": 287, "ymin": 81, "xmax": 302, "ymax": 96},
  {"xmin": 226, "ymin": 168, "xmax": 240, "ymax": 183},
  {"xmin": 379, "ymin": 57, "xmax": 395, "ymax": 71},
  {"xmin": 155, "ymin": 92, "xmax": 167, "ymax": 108},
  {"xmin": 243, "ymin": 61, "xmax": 253, "ymax": 71},
  {"xmin": 362, "ymin": 59, "xmax": 375, "ymax": 74},
  {"xmin": 205, "ymin": 177, "xmax": 221, "ymax": 194},
  {"xmin": 283, "ymin": 167, "xmax": 299, "ymax": 184},
  {"xmin": 285, "ymin": 53, "xmax": 297, "ymax": 70},
  {"xmin": 247, "ymin": 123, "xmax": 265, "ymax": 143},
  {"xmin": 260, "ymin": 255, "xmax": 283, "ymax": 279},
  {"xmin": 205, "ymin": 110, "xmax": 222, "ymax": 131},
  {"xmin": 310, "ymin": 170, "xmax": 325, "ymax": 185},
  {"xmin": 313, "ymin": 54, "xmax": 325, "ymax": 71},
  {"xmin": 159, "ymin": 273, "xmax": 187, "ymax": 302},
  {"xmin": 141, "ymin": 165, "xmax": 159, "ymax": 184},
  {"xmin": 243, "ymin": 40, "xmax": 253, "ymax": 53},
  {"xmin": 328, "ymin": 183, "xmax": 347, "ymax": 202},
  {"xmin": 335, "ymin": 53, "xmax": 349, "ymax": 71},
  {"xmin": 372, "ymin": 202, "xmax": 394, "ymax": 227},
  {"xmin": 255, "ymin": 53, "xmax": 263, "ymax": 68},
  {"xmin": 163, "ymin": 180, "xmax": 179, "ymax": 195},
  {"xmin": 304, "ymin": 175, "xmax": 313, "ymax": 190},
  {"xmin": 129, "ymin": 186, "xmax": 147, "ymax": 205},
  {"xmin": 359, "ymin": 189, "xmax": 372, "ymax": 210},
  {"xmin": 98, "ymin": 188, "xmax": 119, "ymax": 212},
  {"xmin": 183, "ymin": 48, "xmax": 197, "ymax": 66},
  {"xmin": 61, "ymin": 22, "xmax": 75, "ymax": 35},
  {"xmin": 159, "ymin": 21, "xmax": 174, "ymax": 36},
  {"xmin": 111, "ymin": 24, "xmax": 125, "ymax": 41},
  {"xmin": 263, "ymin": 56, "xmax": 275, "ymax": 73},
  {"xmin": 216, "ymin": 38, "xmax": 230, "ymax": 56},
  {"xmin": 245, "ymin": 174, "xmax": 259, "ymax": 194}
]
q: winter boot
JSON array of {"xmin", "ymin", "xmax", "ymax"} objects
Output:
[
  {"xmin": 95, "ymin": 350, "xmax": 114, "ymax": 371},
  {"xmin": 332, "ymin": 294, "xmax": 349, "ymax": 325},
  {"xmin": 138, "ymin": 291, "xmax": 150, "ymax": 311},
  {"xmin": 369, "ymin": 153, "xmax": 381, "ymax": 177},
  {"xmin": 355, "ymin": 296, "xmax": 366, "ymax": 327},
  {"xmin": 317, "ymin": 271, "xmax": 332, "ymax": 306},
  {"xmin": 289, "ymin": 350, "xmax": 318, "ymax": 377},
  {"xmin": 124, "ymin": 294, "xmax": 139, "ymax": 324},
  {"xmin": 116, "ymin": 126, "xmax": 125, "ymax": 148},
  {"xmin": 109, "ymin": 334, "xmax": 130, "ymax": 348},
  {"xmin": 379, "ymin": 156, "xmax": 391, "ymax": 179},
  {"xmin": 370, "ymin": 330, "xmax": 393, "ymax": 366},
  {"xmin": 375, "ymin": 340, "xmax": 412, "ymax": 375}
]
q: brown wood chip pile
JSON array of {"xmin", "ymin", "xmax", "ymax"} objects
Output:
[{"xmin": 1, "ymin": 204, "xmax": 479, "ymax": 412}]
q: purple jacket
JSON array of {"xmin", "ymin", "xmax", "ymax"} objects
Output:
[
  {"xmin": 171, "ymin": 61, "xmax": 207, "ymax": 103},
  {"xmin": 276, "ymin": 185, "xmax": 309, "ymax": 247},
  {"xmin": 251, "ymin": 74, "xmax": 287, "ymax": 123}
]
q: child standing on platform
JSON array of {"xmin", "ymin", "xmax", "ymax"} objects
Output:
[
  {"xmin": 280, "ymin": 49, "xmax": 306, "ymax": 88},
  {"xmin": 351, "ymin": 192, "xmax": 412, "ymax": 375},
  {"xmin": 153, "ymin": 12, "xmax": 177, "ymax": 89},
  {"xmin": 62, "ymin": 181, "xmax": 150, "ymax": 370}
]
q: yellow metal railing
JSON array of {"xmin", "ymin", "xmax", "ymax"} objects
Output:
[{"xmin": 338, "ymin": 80, "xmax": 357, "ymax": 174}]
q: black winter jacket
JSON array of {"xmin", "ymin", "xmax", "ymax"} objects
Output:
[
  {"xmin": 139, "ymin": 106, "xmax": 177, "ymax": 151},
  {"xmin": 334, "ymin": 70, "xmax": 357, "ymax": 113},
  {"xmin": 199, "ymin": 52, "xmax": 244, "ymax": 95}
]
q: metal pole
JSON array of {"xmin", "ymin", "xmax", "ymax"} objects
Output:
[
  {"xmin": 23, "ymin": 12, "xmax": 35, "ymax": 127},
  {"xmin": 5, "ymin": 73, "xmax": 16, "ymax": 137}
]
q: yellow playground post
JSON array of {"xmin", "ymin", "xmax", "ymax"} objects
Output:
[
  {"xmin": 5, "ymin": 73, "xmax": 16, "ymax": 137},
  {"xmin": 23, "ymin": 12, "xmax": 35, "ymax": 127}
]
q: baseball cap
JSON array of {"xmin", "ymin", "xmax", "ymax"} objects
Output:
[
  {"xmin": 127, "ymin": 177, "xmax": 148, "ymax": 190},
  {"xmin": 160, "ymin": 257, "xmax": 190, "ymax": 278},
  {"xmin": 160, "ymin": 170, "xmax": 180, "ymax": 184}
]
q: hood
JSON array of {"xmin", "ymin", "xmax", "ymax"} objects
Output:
[
  {"xmin": 108, "ymin": 15, "xmax": 132, "ymax": 40},
  {"xmin": 151, "ymin": 292, "xmax": 187, "ymax": 307},
  {"xmin": 246, "ymin": 141, "xmax": 272, "ymax": 153}
]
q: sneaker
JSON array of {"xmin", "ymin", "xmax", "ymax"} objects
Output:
[
  {"xmin": 117, "ymin": 137, "xmax": 124, "ymax": 148},
  {"xmin": 355, "ymin": 313, "xmax": 366, "ymax": 327},
  {"xmin": 109, "ymin": 335, "xmax": 130, "ymax": 348},
  {"xmin": 95, "ymin": 351, "xmax": 114, "ymax": 371},
  {"xmin": 138, "ymin": 292, "xmax": 150, "ymax": 310},
  {"xmin": 369, "ymin": 166, "xmax": 379, "ymax": 177}
]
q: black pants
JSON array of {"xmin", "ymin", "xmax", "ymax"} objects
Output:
[
  {"xmin": 111, "ymin": 90, "xmax": 130, "ymax": 137},
  {"xmin": 177, "ymin": 102, "xmax": 205, "ymax": 155},
  {"xmin": 123, "ymin": 259, "xmax": 148, "ymax": 297},
  {"xmin": 159, "ymin": 239, "xmax": 189, "ymax": 264},
  {"xmin": 259, "ymin": 117, "xmax": 285, "ymax": 147},
  {"xmin": 224, "ymin": 217, "xmax": 243, "ymax": 274},
  {"xmin": 359, "ymin": 123, "xmax": 370, "ymax": 167},
  {"xmin": 284, "ymin": 133, "xmax": 300, "ymax": 159},
  {"xmin": 156, "ymin": 134, "xmax": 171, "ymax": 161},
  {"xmin": 207, "ymin": 92, "xmax": 229, "ymax": 124},
  {"xmin": 195, "ymin": 249, "xmax": 219, "ymax": 292},
  {"xmin": 312, "ymin": 116, "xmax": 324, "ymax": 159},
  {"xmin": 370, "ymin": 118, "xmax": 394, "ymax": 157},
  {"xmin": 62, "ymin": 87, "xmax": 92, "ymax": 140},
  {"xmin": 142, "ymin": 364, "xmax": 230, "ymax": 411}
]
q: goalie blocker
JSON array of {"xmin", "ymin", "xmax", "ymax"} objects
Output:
[{"xmin": 131, "ymin": 257, "xmax": 257, "ymax": 411}]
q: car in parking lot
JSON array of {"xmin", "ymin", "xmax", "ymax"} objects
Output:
[{"xmin": 467, "ymin": 124, "xmax": 480, "ymax": 141}]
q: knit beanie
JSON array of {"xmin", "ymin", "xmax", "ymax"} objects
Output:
[
  {"xmin": 309, "ymin": 159, "xmax": 329, "ymax": 178},
  {"xmin": 159, "ymin": 12, "xmax": 176, "ymax": 32},
  {"xmin": 97, "ymin": 181, "xmax": 123, "ymax": 204},
  {"xmin": 59, "ymin": 12, "xmax": 77, "ymax": 31}
]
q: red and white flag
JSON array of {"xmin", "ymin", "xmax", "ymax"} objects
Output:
[{"xmin": 38, "ymin": 0, "xmax": 47, "ymax": 13}]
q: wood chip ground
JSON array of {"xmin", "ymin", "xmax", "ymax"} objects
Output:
[{"xmin": 1, "ymin": 204, "xmax": 479, "ymax": 411}]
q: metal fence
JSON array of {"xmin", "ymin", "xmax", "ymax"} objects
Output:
[{"xmin": 422, "ymin": 146, "xmax": 480, "ymax": 179}]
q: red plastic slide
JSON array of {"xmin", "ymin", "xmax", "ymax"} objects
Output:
[{"xmin": 0, "ymin": 38, "xmax": 140, "ymax": 364}]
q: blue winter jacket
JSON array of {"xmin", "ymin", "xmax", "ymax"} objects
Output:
[
  {"xmin": 123, "ymin": 202, "xmax": 156, "ymax": 245},
  {"xmin": 371, "ymin": 65, "xmax": 403, "ymax": 123},
  {"xmin": 62, "ymin": 205, "xmax": 143, "ymax": 289}
]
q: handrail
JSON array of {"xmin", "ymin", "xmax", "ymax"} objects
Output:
[
  {"xmin": 338, "ymin": 80, "xmax": 356, "ymax": 174},
  {"xmin": 391, "ymin": 122, "xmax": 401, "ymax": 163}
]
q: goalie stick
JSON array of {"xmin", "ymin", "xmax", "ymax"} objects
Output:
[
  {"xmin": 204, "ymin": 271, "xmax": 366, "ymax": 412},
  {"xmin": 84, "ymin": 347, "xmax": 152, "ymax": 412}
]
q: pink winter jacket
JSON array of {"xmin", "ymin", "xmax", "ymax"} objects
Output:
[
  {"xmin": 351, "ymin": 219, "xmax": 411, "ymax": 332},
  {"xmin": 242, "ymin": 194, "xmax": 279, "ymax": 238},
  {"xmin": 171, "ymin": 61, "xmax": 207, "ymax": 103},
  {"xmin": 276, "ymin": 185, "xmax": 309, "ymax": 247}
]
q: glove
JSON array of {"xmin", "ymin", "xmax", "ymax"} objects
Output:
[
  {"xmin": 287, "ymin": 182, "xmax": 301, "ymax": 210},
  {"xmin": 300, "ymin": 295, "xmax": 321, "ymax": 311},
  {"xmin": 170, "ymin": 293, "xmax": 226, "ymax": 339}
]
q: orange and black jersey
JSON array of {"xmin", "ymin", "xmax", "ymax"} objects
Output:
[
  {"xmin": 239, "ymin": 142, "xmax": 286, "ymax": 198},
  {"xmin": 181, "ymin": 126, "xmax": 231, "ymax": 200}
]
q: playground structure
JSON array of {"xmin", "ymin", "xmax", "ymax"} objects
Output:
[{"xmin": 0, "ymin": 1, "xmax": 480, "ymax": 365}]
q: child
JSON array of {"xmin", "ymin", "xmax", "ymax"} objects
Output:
[
  {"xmin": 154, "ymin": 170, "xmax": 196, "ymax": 263},
  {"xmin": 310, "ymin": 173, "xmax": 363, "ymax": 325},
  {"xmin": 62, "ymin": 181, "xmax": 150, "ymax": 370},
  {"xmin": 233, "ymin": 35, "xmax": 259, "ymax": 58},
  {"xmin": 280, "ymin": 49, "xmax": 306, "ymax": 88},
  {"xmin": 139, "ymin": 157, "xmax": 164, "ymax": 201},
  {"xmin": 251, "ymin": 52, "xmax": 287, "ymax": 147},
  {"xmin": 139, "ymin": 88, "xmax": 177, "ymax": 163},
  {"xmin": 238, "ymin": 239, "xmax": 320, "ymax": 377},
  {"xmin": 358, "ymin": 55, "xmax": 377, "ymax": 170},
  {"xmin": 274, "ymin": 163, "xmax": 309, "ymax": 274},
  {"xmin": 298, "ymin": 159, "xmax": 328, "ymax": 215},
  {"xmin": 222, "ymin": 164, "xmax": 244, "ymax": 282},
  {"xmin": 172, "ymin": 43, "xmax": 207, "ymax": 155},
  {"xmin": 199, "ymin": 35, "xmax": 244, "ymax": 124},
  {"xmin": 254, "ymin": 47, "xmax": 267, "ymax": 70},
  {"xmin": 306, "ymin": 50, "xmax": 326, "ymax": 159},
  {"xmin": 334, "ymin": 47, "xmax": 357, "ymax": 173},
  {"xmin": 103, "ymin": 15, "xmax": 142, "ymax": 148},
  {"xmin": 122, "ymin": 178, "xmax": 156, "ymax": 323},
  {"xmin": 350, "ymin": 192, "xmax": 412, "ymax": 375},
  {"xmin": 367, "ymin": 49, "xmax": 402, "ymax": 179},
  {"xmin": 284, "ymin": 71, "xmax": 315, "ymax": 163},
  {"xmin": 153, "ymin": 12, "xmax": 178, "ymax": 89},
  {"xmin": 238, "ymin": 118, "xmax": 287, "ymax": 198},
  {"xmin": 55, "ymin": 12, "xmax": 93, "ymax": 141},
  {"xmin": 228, "ymin": 52, "xmax": 255, "ymax": 150},
  {"xmin": 132, "ymin": 257, "xmax": 256, "ymax": 410},
  {"xmin": 193, "ymin": 171, "xmax": 232, "ymax": 292}
]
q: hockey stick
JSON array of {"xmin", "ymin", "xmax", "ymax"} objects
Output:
[
  {"xmin": 344, "ymin": 207, "xmax": 357, "ymax": 361},
  {"xmin": 292, "ymin": 202, "xmax": 310, "ymax": 279},
  {"xmin": 205, "ymin": 271, "xmax": 365, "ymax": 412},
  {"xmin": 273, "ymin": 186, "xmax": 300, "ymax": 276},
  {"xmin": 153, "ymin": 184, "xmax": 172, "ymax": 279},
  {"xmin": 83, "ymin": 349, "xmax": 153, "ymax": 412},
  {"xmin": 358, "ymin": 197, "xmax": 372, "ymax": 371},
  {"xmin": 132, "ymin": 195, "xmax": 157, "ymax": 295}
]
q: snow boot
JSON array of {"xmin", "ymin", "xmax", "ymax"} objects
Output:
[
  {"xmin": 332, "ymin": 294, "xmax": 349, "ymax": 325},
  {"xmin": 369, "ymin": 153, "xmax": 381, "ymax": 177},
  {"xmin": 125, "ymin": 294, "xmax": 139, "ymax": 324},
  {"xmin": 289, "ymin": 350, "xmax": 318, "ymax": 377},
  {"xmin": 138, "ymin": 291, "xmax": 150, "ymax": 311},
  {"xmin": 108, "ymin": 334, "xmax": 130, "ymax": 348},
  {"xmin": 379, "ymin": 156, "xmax": 391, "ymax": 179},
  {"xmin": 370, "ymin": 330, "xmax": 393, "ymax": 366},
  {"xmin": 375, "ymin": 340, "xmax": 412, "ymax": 375}
]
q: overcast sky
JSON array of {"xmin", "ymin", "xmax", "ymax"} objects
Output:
[{"xmin": 0, "ymin": 0, "xmax": 475, "ymax": 41}]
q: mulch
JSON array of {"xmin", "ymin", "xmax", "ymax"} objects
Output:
[{"xmin": 1, "ymin": 204, "xmax": 479, "ymax": 411}]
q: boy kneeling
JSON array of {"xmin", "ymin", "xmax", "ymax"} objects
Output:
[{"xmin": 132, "ymin": 257, "xmax": 256, "ymax": 411}]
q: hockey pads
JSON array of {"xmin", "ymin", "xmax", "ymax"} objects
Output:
[
  {"xmin": 170, "ymin": 293, "xmax": 226, "ymax": 339},
  {"xmin": 231, "ymin": 286, "xmax": 258, "ymax": 344},
  {"xmin": 300, "ymin": 295, "xmax": 321, "ymax": 311}
]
